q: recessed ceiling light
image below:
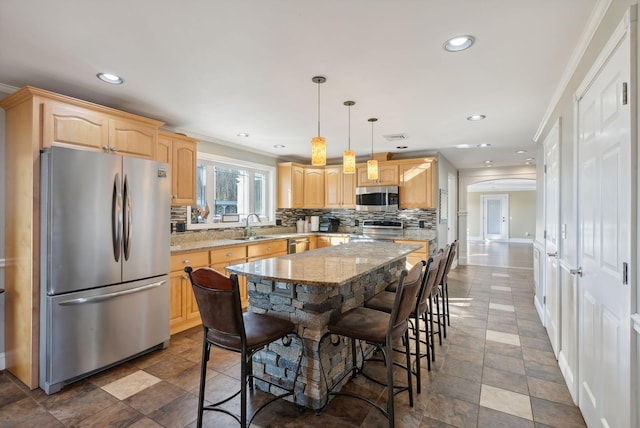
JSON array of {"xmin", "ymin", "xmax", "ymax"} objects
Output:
[
  {"xmin": 477, "ymin": 143, "xmax": 491, "ymax": 148},
  {"xmin": 273, "ymin": 144, "xmax": 285, "ymax": 149},
  {"xmin": 467, "ymin": 114, "xmax": 486, "ymax": 121},
  {"xmin": 525, "ymin": 161, "xmax": 532, "ymax": 165},
  {"xmin": 485, "ymin": 164, "xmax": 493, "ymax": 167},
  {"xmin": 456, "ymin": 144, "xmax": 472, "ymax": 149},
  {"xmin": 396, "ymin": 146, "xmax": 408, "ymax": 149},
  {"xmin": 484, "ymin": 160, "xmax": 492, "ymax": 164},
  {"xmin": 96, "ymin": 73, "xmax": 124, "ymax": 85},
  {"xmin": 525, "ymin": 157, "xmax": 535, "ymax": 161},
  {"xmin": 444, "ymin": 35, "xmax": 475, "ymax": 52},
  {"xmin": 516, "ymin": 150, "xmax": 527, "ymax": 154},
  {"xmin": 237, "ymin": 133, "xmax": 249, "ymax": 137}
]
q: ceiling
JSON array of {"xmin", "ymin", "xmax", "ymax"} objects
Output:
[{"xmin": 0, "ymin": 0, "xmax": 598, "ymax": 169}]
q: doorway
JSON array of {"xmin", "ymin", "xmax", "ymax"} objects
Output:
[{"xmin": 481, "ymin": 194, "xmax": 509, "ymax": 241}]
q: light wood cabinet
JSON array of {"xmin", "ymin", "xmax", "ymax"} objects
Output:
[
  {"xmin": 303, "ymin": 167, "xmax": 325, "ymax": 208},
  {"xmin": 325, "ymin": 166, "xmax": 356, "ymax": 208},
  {"xmin": 357, "ymin": 164, "xmax": 399, "ymax": 186},
  {"xmin": 399, "ymin": 160, "xmax": 436, "ymax": 209},
  {"xmin": 394, "ymin": 239, "xmax": 430, "ymax": 269},
  {"xmin": 156, "ymin": 131, "xmax": 198, "ymax": 206},
  {"xmin": 308, "ymin": 235, "xmax": 318, "ymax": 250},
  {"xmin": 170, "ymin": 251, "xmax": 209, "ymax": 335},
  {"xmin": 210, "ymin": 245, "xmax": 249, "ymax": 308},
  {"xmin": 278, "ymin": 162, "xmax": 305, "ymax": 208},
  {"xmin": 42, "ymin": 99, "xmax": 161, "ymax": 159},
  {"xmin": 247, "ymin": 240, "xmax": 288, "ymax": 260},
  {"xmin": 317, "ymin": 235, "xmax": 350, "ymax": 248}
]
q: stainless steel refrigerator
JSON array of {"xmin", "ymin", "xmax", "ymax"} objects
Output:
[{"xmin": 39, "ymin": 146, "xmax": 171, "ymax": 394}]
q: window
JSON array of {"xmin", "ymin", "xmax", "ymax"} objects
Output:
[{"xmin": 187, "ymin": 153, "xmax": 276, "ymax": 230}]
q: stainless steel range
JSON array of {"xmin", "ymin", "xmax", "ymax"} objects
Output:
[{"xmin": 350, "ymin": 220, "xmax": 404, "ymax": 242}]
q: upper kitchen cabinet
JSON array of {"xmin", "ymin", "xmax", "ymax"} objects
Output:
[
  {"xmin": 325, "ymin": 166, "xmax": 355, "ymax": 208},
  {"xmin": 357, "ymin": 164, "xmax": 399, "ymax": 186},
  {"xmin": 304, "ymin": 167, "xmax": 325, "ymax": 208},
  {"xmin": 398, "ymin": 158, "xmax": 437, "ymax": 209},
  {"xmin": 157, "ymin": 131, "xmax": 198, "ymax": 206},
  {"xmin": 277, "ymin": 162, "xmax": 305, "ymax": 208},
  {"xmin": 41, "ymin": 93, "xmax": 162, "ymax": 159}
]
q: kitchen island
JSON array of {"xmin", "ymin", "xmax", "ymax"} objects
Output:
[{"xmin": 225, "ymin": 241, "xmax": 421, "ymax": 409}]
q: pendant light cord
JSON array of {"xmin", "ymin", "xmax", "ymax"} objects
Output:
[
  {"xmin": 348, "ymin": 104, "xmax": 351, "ymax": 150},
  {"xmin": 317, "ymin": 82, "xmax": 321, "ymax": 137}
]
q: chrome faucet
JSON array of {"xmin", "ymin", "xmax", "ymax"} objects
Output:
[{"xmin": 245, "ymin": 213, "xmax": 261, "ymax": 237}]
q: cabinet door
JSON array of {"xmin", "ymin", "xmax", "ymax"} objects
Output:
[
  {"xmin": 172, "ymin": 138, "xmax": 197, "ymax": 206},
  {"xmin": 169, "ymin": 271, "xmax": 188, "ymax": 331},
  {"xmin": 342, "ymin": 171, "xmax": 356, "ymax": 208},
  {"xmin": 109, "ymin": 118, "xmax": 156, "ymax": 159},
  {"xmin": 278, "ymin": 163, "xmax": 304, "ymax": 208},
  {"xmin": 304, "ymin": 167, "xmax": 325, "ymax": 207},
  {"xmin": 399, "ymin": 162, "xmax": 434, "ymax": 208},
  {"xmin": 357, "ymin": 164, "xmax": 398, "ymax": 186},
  {"xmin": 317, "ymin": 236, "xmax": 331, "ymax": 248},
  {"xmin": 42, "ymin": 101, "xmax": 108, "ymax": 150},
  {"xmin": 156, "ymin": 135, "xmax": 172, "ymax": 163},
  {"xmin": 308, "ymin": 236, "xmax": 318, "ymax": 250},
  {"xmin": 325, "ymin": 166, "xmax": 342, "ymax": 208}
]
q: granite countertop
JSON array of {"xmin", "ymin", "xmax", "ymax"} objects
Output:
[
  {"xmin": 170, "ymin": 230, "xmax": 436, "ymax": 253},
  {"xmin": 225, "ymin": 241, "xmax": 421, "ymax": 287}
]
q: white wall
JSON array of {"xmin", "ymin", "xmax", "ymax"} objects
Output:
[
  {"xmin": 0, "ymin": 90, "xmax": 8, "ymax": 365},
  {"xmin": 467, "ymin": 190, "xmax": 536, "ymax": 240}
]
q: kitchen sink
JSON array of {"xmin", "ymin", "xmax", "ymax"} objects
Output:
[{"xmin": 233, "ymin": 236, "xmax": 271, "ymax": 241}]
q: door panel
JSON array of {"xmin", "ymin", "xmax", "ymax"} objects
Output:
[
  {"xmin": 577, "ymin": 26, "xmax": 631, "ymax": 428},
  {"xmin": 481, "ymin": 195, "xmax": 508, "ymax": 240},
  {"xmin": 42, "ymin": 147, "xmax": 122, "ymax": 294},
  {"xmin": 122, "ymin": 156, "xmax": 171, "ymax": 282},
  {"xmin": 544, "ymin": 120, "xmax": 561, "ymax": 357}
]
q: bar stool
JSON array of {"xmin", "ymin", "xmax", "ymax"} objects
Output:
[
  {"xmin": 185, "ymin": 266, "xmax": 304, "ymax": 428},
  {"xmin": 365, "ymin": 253, "xmax": 441, "ymax": 393},
  {"xmin": 440, "ymin": 240, "xmax": 458, "ymax": 327},
  {"xmin": 318, "ymin": 265, "xmax": 423, "ymax": 428},
  {"xmin": 432, "ymin": 245, "xmax": 449, "ymax": 343}
]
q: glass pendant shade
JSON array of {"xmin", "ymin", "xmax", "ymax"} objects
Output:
[
  {"xmin": 343, "ymin": 150, "xmax": 356, "ymax": 174},
  {"xmin": 311, "ymin": 136, "xmax": 326, "ymax": 166},
  {"xmin": 367, "ymin": 159, "xmax": 379, "ymax": 180}
]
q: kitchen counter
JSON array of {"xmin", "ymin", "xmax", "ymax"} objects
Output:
[
  {"xmin": 170, "ymin": 230, "xmax": 436, "ymax": 253},
  {"xmin": 225, "ymin": 241, "xmax": 421, "ymax": 286}
]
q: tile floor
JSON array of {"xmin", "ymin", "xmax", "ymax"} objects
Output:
[{"xmin": 0, "ymin": 242, "xmax": 586, "ymax": 427}]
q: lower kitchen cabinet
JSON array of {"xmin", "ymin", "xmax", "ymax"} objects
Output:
[
  {"xmin": 210, "ymin": 245, "xmax": 249, "ymax": 308},
  {"xmin": 394, "ymin": 239, "xmax": 430, "ymax": 269},
  {"xmin": 317, "ymin": 235, "xmax": 350, "ymax": 248},
  {"xmin": 169, "ymin": 250, "xmax": 209, "ymax": 334}
]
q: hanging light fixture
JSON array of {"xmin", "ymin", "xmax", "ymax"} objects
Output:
[
  {"xmin": 311, "ymin": 76, "xmax": 327, "ymax": 166},
  {"xmin": 343, "ymin": 100, "xmax": 356, "ymax": 174},
  {"xmin": 367, "ymin": 118, "xmax": 379, "ymax": 180}
]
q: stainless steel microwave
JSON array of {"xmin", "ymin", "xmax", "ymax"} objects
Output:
[{"xmin": 355, "ymin": 185, "xmax": 399, "ymax": 211}]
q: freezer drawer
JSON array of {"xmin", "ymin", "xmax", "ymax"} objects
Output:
[{"xmin": 40, "ymin": 276, "xmax": 170, "ymax": 394}]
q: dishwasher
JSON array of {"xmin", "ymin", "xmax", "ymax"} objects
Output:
[{"xmin": 288, "ymin": 237, "xmax": 310, "ymax": 253}]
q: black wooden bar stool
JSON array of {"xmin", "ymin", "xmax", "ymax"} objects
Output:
[
  {"xmin": 318, "ymin": 265, "xmax": 423, "ymax": 428},
  {"xmin": 185, "ymin": 266, "xmax": 304, "ymax": 428}
]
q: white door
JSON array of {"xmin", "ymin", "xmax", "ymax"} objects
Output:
[
  {"xmin": 481, "ymin": 194, "xmax": 508, "ymax": 241},
  {"xmin": 544, "ymin": 121, "xmax": 561, "ymax": 357},
  {"xmin": 577, "ymin": 20, "xmax": 632, "ymax": 428}
]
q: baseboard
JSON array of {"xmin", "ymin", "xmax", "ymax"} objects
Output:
[
  {"xmin": 0, "ymin": 352, "xmax": 5, "ymax": 371},
  {"xmin": 467, "ymin": 236, "xmax": 482, "ymax": 241},
  {"xmin": 509, "ymin": 238, "xmax": 534, "ymax": 244}
]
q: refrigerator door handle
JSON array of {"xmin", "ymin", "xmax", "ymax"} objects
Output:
[
  {"xmin": 112, "ymin": 173, "xmax": 123, "ymax": 262},
  {"xmin": 123, "ymin": 174, "xmax": 132, "ymax": 261},
  {"xmin": 57, "ymin": 280, "xmax": 167, "ymax": 306}
]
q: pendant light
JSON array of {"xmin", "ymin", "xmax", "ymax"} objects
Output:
[
  {"xmin": 343, "ymin": 101, "xmax": 356, "ymax": 174},
  {"xmin": 311, "ymin": 76, "xmax": 327, "ymax": 166},
  {"xmin": 367, "ymin": 118, "xmax": 379, "ymax": 180}
]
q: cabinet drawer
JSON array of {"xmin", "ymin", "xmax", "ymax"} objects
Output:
[
  {"xmin": 170, "ymin": 251, "xmax": 209, "ymax": 272},
  {"xmin": 210, "ymin": 245, "xmax": 247, "ymax": 264},
  {"xmin": 247, "ymin": 240, "xmax": 287, "ymax": 258}
]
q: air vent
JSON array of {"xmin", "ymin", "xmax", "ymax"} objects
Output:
[{"xmin": 383, "ymin": 134, "xmax": 407, "ymax": 141}]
